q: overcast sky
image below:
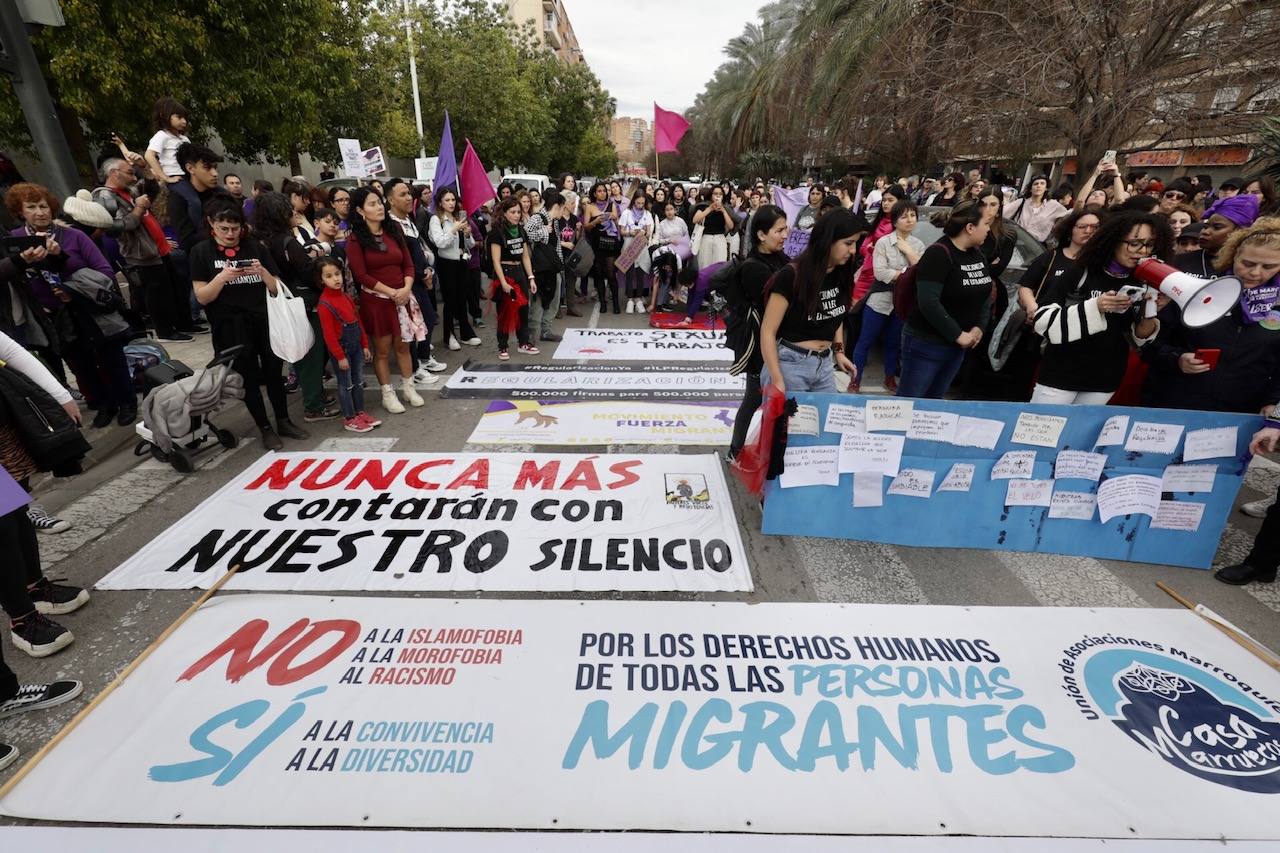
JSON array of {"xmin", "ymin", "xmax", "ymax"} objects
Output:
[{"xmin": 559, "ymin": 0, "xmax": 759, "ymax": 118}]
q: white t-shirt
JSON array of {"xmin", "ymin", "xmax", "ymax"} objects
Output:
[{"xmin": 146, "ymin": 130, "xmax": 190, "ymax": 177}]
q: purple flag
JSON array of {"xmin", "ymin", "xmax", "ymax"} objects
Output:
[
  {"xmin": 772, "ymin": 185, "xmax": 810, "ymax": 226},
  {"xmin": 430, "ymin": 111, "xmax": 459, "ymax": 212},
  {"xmin": 850, "ymin": 178, "xmax": 864, "ymax": 215}
]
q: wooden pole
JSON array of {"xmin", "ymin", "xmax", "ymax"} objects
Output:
[
  {"xmin": 654, "ymin": 148, "xmax": 660, "ymax": 181},
  {"xmin": 1156, "ymin": 581, "xmax": 1280, "ymax": 671},
  {"xmin": 0, "ymin": 566, "xmax": 242, "ymax": 799}
]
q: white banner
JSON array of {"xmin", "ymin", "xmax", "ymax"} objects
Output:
[
  {"xmin": 440, "ymin": 362, "xmax": 745, "ymax": 400},
  {"xmin": 360, "ymin": 146, "xmax": 387, "ymax": 176},
  {"xmin": 0, "ymin": 827, "xmax": 1272, "ymax": 851},
  {"xmin": 467, "ymin": 400, "xmax": 737, "ymax": 446},
  {"xmin": 554, "ymin": 328, "xmax": 730, "ymax": 361},
  {"xmin": 95, "ymin": 452, "xmax": 751, "ymax": 593},
  {"xmin": 337, "ymin": 138, "xmax": 363, "ymax": 178},
  {"xmin": 5, "ymin": 598, "xmax": 1280, "ymax": 838}
]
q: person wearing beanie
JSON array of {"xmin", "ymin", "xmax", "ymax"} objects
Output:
[
  {"xmin": 1219, "ymin": 176, "xmax": 1244, "ymax": 198},
  {"xmin": 1143, "ymin": 179, "xmax": 1165, "ymax": 197},
  {"xmin": 1175, "ymin": 194, "xmax": 1260, "ymax": 277},
  {"xmin": 1158, "ymin": 178, "xmax": 1195, "ymax": 215}
]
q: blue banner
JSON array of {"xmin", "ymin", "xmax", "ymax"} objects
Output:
[{"xmin": 762, "ymin": 394, "xmax": 1261, "ymax": 569}]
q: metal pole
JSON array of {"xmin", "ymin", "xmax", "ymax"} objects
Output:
[
  {"xmin": 403, "ymin": 0, "xmax": 426, "ymax": 160},
  {"xmin": 0, "ymin": 5, "xmax": 80, "ymax": 199}
]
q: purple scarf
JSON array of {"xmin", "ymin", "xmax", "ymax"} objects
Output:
[{"xmin": 1241, "ymin": 281, "xmax": 1280, "ymax": 324}]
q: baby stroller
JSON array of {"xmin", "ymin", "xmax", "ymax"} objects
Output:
[{"xmin": 133, "ymin": 346, "xmax": 245, "ymax": 473}]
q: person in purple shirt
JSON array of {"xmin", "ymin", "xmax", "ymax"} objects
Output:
[{"xmin": 5, "ymin": 183, "xmax": 137, "ymax": 427}]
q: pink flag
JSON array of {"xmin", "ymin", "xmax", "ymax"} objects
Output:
[
  {"xmin": 654, "ymin": 103, "xmax": 691, "ymax": 154},
  {"xmin": 459, "ymin": 139, "xmax": 496, "ymax": 216}
]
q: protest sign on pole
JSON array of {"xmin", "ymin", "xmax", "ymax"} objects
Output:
[
  {"xmin": 360, "ymin": 146, "xmax": 387, "ymax": 176},
  {"xmin": 337, "ymin": 138, "xmax": 363, "ymax": 178},
  {"xmin": 95, "ymin": 452, "xmax": 752, "ymax": 593},
  {"xmin": 4, "ymin": 597, "xmax": 1279, "ymax": 839}
]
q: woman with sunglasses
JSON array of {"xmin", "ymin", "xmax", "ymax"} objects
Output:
[
  {"xmin": 1157, "ymin": 179, "xmax": 1196, "ymax": 217},
  {"xmin": 1029, "ymin": 210, "xmax": 1167, "ymax": 404}
]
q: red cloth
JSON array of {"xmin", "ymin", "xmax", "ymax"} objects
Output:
[
  {"xmin": 317, "ymin": 288, "xmax": 367, "ymax": 361},
  {"xmin": 853, "ymin": 218, "xmax": 894, "ymax": 302},
  {"xmin": 346, "ymin": 231, "xmax": 413, "ymax": 292},
  {"xmin": 112, "ymin": 186, "xmax": 170, "ymax": 257},
  {"xmin": 730, "ymin": 385, "xmax": 787, "ymax": 498},
  {"xmin": 1108, "ymin": 349, "xmax": 1150, "ymax": 406},
  {"xmin": 490, "ymin": 275, "xmax": 528, "ymax": 335}
]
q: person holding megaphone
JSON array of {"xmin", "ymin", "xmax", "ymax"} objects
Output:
[
  {"xmin": 1141, "ymin": 217, "xmax": 1280, "ymax": 415},
  {"xmin": 1028, "ymin": 211, "xmax": 1167, "ymax": 404}
]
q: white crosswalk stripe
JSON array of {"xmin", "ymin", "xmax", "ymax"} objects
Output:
[
  {"xmin": 991, "ymin": 551, "xmax": 1148, "ymax": 608},
  {"xmin": 796, "ymin": 536, "xmax": 929, "ymax": 605}
]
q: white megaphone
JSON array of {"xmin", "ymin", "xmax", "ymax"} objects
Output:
[{"xmin": 1132, "ymin": 257, "xmax": 1241, "ymax": 327}]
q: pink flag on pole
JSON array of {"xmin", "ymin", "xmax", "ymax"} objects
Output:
[
  {"xmin": 654, "ymin": 103, "xmax": 691, "ymax": 154},
  {"xmin": 459, "ymin": 139, "xmax": 496, "ymax": 216}
]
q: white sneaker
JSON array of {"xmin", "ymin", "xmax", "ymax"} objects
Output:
[
  {"xmin": 414, "ymin": 372, "xmax": 439, "ymax": 388},
  {"xmin": 411, "ymin": 366, "xmax": 432, "ymax": 384},
  {"xmin": 463, "ymin": 337, "xmax": 482, "ymax": 347},
  {"xmin": 401, "ymin": 378, "xmax": 425, "ymax": 407},
  {"xmin": 424, "ymin": 357, "xmax": 448, "ymax": 373},
  {"xmin": 381, "ymin": 384, "xmax": 405, "ymax": 414},
  {"xmin": 1241, "ymin": 496, "xmax": 1276, "ymax": 518},
  {"xmin": 624, "ymin": 298, "xmax": 635, "ymax": 314},
  {"xmin": 448, "ymin": 336, "xmax": 461, "ymax": 351}
]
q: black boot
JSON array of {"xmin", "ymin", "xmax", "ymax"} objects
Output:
[
  {"xmin": 91, "ymin": 406, "xmax": 117, "ymax": 429},
  {"xmin": 1214, "ymin": 562, "xmax": 1278, "ymax": 585}
]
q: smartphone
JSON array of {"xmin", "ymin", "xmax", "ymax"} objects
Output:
[
  {"xmin": 227, "ymin": 258, "xmax": 255, "ymax": 269},
  {"xmin": 1195, "ymin": 348, "xmax": 1221, "ymax": 369},
  {"xmin": 1, "ymin": 234, "xmax": 46, "ymax": 257},
  {"xmin": 1101, "ymin": 149, "xmax": 1117, "ymax": 165}
]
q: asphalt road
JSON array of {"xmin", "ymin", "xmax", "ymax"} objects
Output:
[{"xmin": 1, "ymin": 298, "xmax": 1278, "ymax": 823}]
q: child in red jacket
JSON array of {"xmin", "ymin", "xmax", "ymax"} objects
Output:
[{"xmin": 315, "ymin": 258, "xmax": 380, "ymax": 432}]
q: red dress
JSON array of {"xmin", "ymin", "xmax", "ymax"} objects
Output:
[{"xmin": 347, "ymin": 232, "xmax": 413, "ymax": 338}]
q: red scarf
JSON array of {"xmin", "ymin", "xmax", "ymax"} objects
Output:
[
  {"xmin": 112, "ymin": 186, "xmax": 169, "ymax": 257},
  {"xmin": 489, "ymin": 275, "xmax": 528, "ymax": 335}
]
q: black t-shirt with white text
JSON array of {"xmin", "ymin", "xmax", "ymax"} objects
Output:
[
  {"xmin": 189, "ymin": 237, "xmax": 280, "ymax": 318},
  {"xmin": 767, "ymin": 263, "xmax": 850, "ymax": 343},
  {"xmin": 486, "ymin": 224, "xmax": 526, "ymax": 266},
  {"xmin": 906, "ymin": 242, "xmax": 993, "ymax": 344}
]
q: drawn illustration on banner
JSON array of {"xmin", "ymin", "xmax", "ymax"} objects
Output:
[
  {"xmin": 1064, "ymin": 640, "xmax": 1280, "ymax": 793},
  {"xmin": 664, "ymin": 474, "xmax": 710, "ymax": 505}
]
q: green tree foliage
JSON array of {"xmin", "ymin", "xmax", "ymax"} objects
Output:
[{"xmin": 0, "ymin": 0, "xmax": 615, "ymax": 179}]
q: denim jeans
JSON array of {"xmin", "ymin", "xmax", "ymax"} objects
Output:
[
  {"xmin": 853, "ymin": 308, "xmax": 903, "ymax": 381},
  {"xmin": 761, "ymin": 343, "xmax": 836, "ymax": 393},
  {"xmin": 330, "ymin": 321, "xmax": 366, "ymax": 420},
  {"xmin": 529, "ymin": 270, "xmax": 560, "ymax": 340},
  {"xmin": 896, "ymin": 331, "xmax": 964, "ymax": 399}
]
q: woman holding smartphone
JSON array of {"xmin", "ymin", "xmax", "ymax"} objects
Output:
[{"xmin": 191, "ymin": 199, "xmax": 309, "ymax": 449}]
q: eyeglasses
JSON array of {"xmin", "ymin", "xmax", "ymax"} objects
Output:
[
  {"xmin": 1122, "ymin": 239, "xmax": 1157, "ymax": 251},
  {"xmin": 1163, "ymin": 191, "xmax": 1186, "ymax": 200}
]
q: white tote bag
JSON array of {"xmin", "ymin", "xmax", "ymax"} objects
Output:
[{"xmin": 265, "ymin": 282, "xmax": 315, "ymax": 363}]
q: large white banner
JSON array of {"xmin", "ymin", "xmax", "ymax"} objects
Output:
[
  {"xmin": 0, "ymin": 828, "xmax": 1271, "ymax": 851},
  {"xmin": 554, "ymin": 328, "xmax": 730, "ymax": 361},
  {"xmin": 5, "ymin": 597, "xmax": 1280, "ymax": 838},
  {"xmin": 467, "ymin": 400, "xmax": 737, "ymax": 446},
  {"xmin": 96, "ymin": 452, "xmax": 751, "ymax": 593},
  {"xmin": 441, "ymin": 362, "xmax": 745, "ymax": 400}
]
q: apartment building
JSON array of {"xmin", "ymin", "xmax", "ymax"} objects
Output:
[{"xmin": 505, "ymin": 0, "xmax": 584, "ymax": 64}]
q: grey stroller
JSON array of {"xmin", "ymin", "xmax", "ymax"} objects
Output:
[{"xmin": 133, "ymin": 346, "xmax": 245, "ymax": 473}]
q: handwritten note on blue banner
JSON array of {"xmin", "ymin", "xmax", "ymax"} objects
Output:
[{"xmin": 763, "ymin": 394, "xmax": 1261, "ymax": 570}]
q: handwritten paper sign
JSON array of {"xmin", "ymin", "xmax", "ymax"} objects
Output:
[
  {"xmin": 1152, "ymin": 500, "xmax": 1207, "ymax": 532},
  {"xmin": 1011, "ymin": 413, "xmax": 1068, "ymax": 448},
  {"xmin": 1096, "ymin": 474, "xmax": 1163, "ymax": 522},
  {"xmin": 1094, "ymin": 415, "xmax": 1130, "ymax": 447},
  {"xmin": 953, "ymin": 416, "xmax": 1004, "ymax": 450},
  {"xmin": 1005, "ymin": 479, "xmax": 1054, "ymax": 507},
  {"xmin": 780, "ymin": 446, "xmax": 840, "ymax": 489},
  {"xmin": 838, "ymin": 432, "xmax": 905, "ymax": 476},
  {"xmin": 823, "ymin": 403, "xmax": 866, "ymax": 435},
  {"xmin": 887, "ymin": 468, "xmax": 935, "ymax": 499},
  {"xmin": 1183, "ymin": 426, "xmax": 1237, "ymax": 462},
  {"xmin": 1124, "ymin": 422, "xmax": 1184, "ymax": 455},
  {"xmin": 991, "ymin": 450, "xmax": 1037, "ymax": 480},
  {"xmin": 1161, "ymin": 464, "xmax": 1216, "ymax": 493},
  {"xmin": 937, "ymin": 463, "xmax": 975, "ymax": 493},
  {"xmin": 1054, "ymin": 450, "xmax": 1107, "ymax": 482},
  {"xmin": 866, "ymin": 399, "xmax": 913, "ymax": 432},
  {"xmin": 1048, "ymin": 490, "xmax": 1097, "ymax": 520},
  {"xmin": 852, "ymin": 472, "xmax": 884, "ymax": 507},
  {"xmin": 789, "ymin": 404, "xmax": 820, "ymax": 437},
  {"xmin": 907, "ymin": 410, "xmax": 959, "ymax": 443}
]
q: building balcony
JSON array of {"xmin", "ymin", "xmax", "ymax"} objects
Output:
[{"xmin": 544, "ymin": 12, "xmax": 561, "ymax": 47}]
